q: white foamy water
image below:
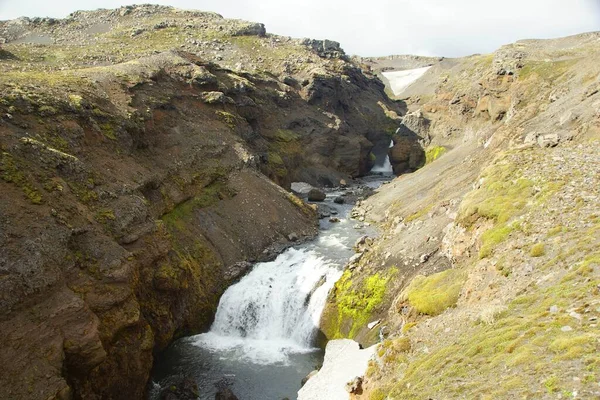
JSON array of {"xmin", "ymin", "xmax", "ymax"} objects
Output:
[
  {"xmin": 192, "ymin": 248, "xmax": 342, "ymax": 365},
  {"xmin": 317, "ymin": 233, "xmax": 348, "ymax": 250},
  {"xmin": 382, "ymin": 66, "xmax": 432, "ymax": 96}
]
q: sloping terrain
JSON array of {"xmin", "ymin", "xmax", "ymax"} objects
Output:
[
  {"xmin": 0, "ymin": 5, "xmax": 406, "ymax": 400},
  {"xmin": 321, "ymin": 32, "xmax": 600, "ymax": 399}
]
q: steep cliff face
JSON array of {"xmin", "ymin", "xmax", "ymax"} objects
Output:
[
  {"xmin": 0, "ymin": 5, "xmax": 404, "ymax": 400},
  {"xmin": 321, "ymin": 33, "xmax": 600, "ymax": 398}
]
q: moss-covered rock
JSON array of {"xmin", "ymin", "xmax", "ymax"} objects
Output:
[{"xmin": 321, "ymin": 268, "xmax": 397, "ymax": 342}]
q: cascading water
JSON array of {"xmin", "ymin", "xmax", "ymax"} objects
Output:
[
  {"xmin": 370, "ymin": 140, "xmax": 394, "ymax": 175},
  {"xmin": 193, "ymin": 248, "xmax": 341, "ymax": 364}
]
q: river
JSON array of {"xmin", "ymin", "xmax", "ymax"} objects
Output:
[{"xmin": 150, "ymin": 168, "xmax": 392, "ymax": 399}]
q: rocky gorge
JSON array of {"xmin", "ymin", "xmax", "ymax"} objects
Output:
[
  {"xmin": 0, "ymin": 4, "xmax": 599, "ymax": 400},
  {"xmin": 0, "ymin": 5, "xmax": 407, "ymax": 400}
]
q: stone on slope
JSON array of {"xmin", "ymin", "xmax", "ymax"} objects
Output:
[{"xmin": 297, "ymin": 339, "xmax": 376, "ymax": 400}]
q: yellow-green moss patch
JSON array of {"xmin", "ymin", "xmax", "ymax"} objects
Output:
[
  {"xmin": 405, "ymin": 269, "xmax": 466, "ymax": 315},
  {"xmin": 425, "ymin": 146, "xmax": 447, "ymax": 164}
]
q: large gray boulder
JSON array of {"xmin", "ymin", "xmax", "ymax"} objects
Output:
[{"xmin": 308, "ymin": 188, "xmax": 327, "ymax": 202}]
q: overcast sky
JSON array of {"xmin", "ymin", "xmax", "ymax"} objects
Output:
[{"xmin": 1, "ymin": 0, "xmax": 599, "ymax": 56}]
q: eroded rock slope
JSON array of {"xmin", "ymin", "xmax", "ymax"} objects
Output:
[{"xmin": 321, "ymin": 32, "xmax": 600, "ymax": 399}]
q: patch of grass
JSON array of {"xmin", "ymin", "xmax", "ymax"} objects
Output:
[
  {"xmin": 459, "ymin": 163, "xmax": 534, "ymax": 226},
  {"xmin": 479, "ymin": 221, "xmax": 521, "ymax": 259},
  {"xmin": 404, "ymin": 204, "xmax": 433, "ymax": 223},
  {"xmin": 458, "ymin": 151, "xmax": 564, "ymax": 258},
  {"xmin": 530, "ymin": 243, "xmax": 546, "ymax": 257},
  {"xmin": 404, "ymin": 269, "xmax": 466, "ymax": 315},
  {"xmin": 369, "ymin": 389, "xmax": 387, "ymax": 400},
  {"xmin": 425, "ymin": 146, "xmax": 447, "ymax": 164},
  {"xmin": 402, "ymin": 322, "xmax": 417, "ymax": 333},
  {"xmin": 378, "ymin": 337, "xmax": 411, "ymax": 364},
  {"xmin": 518, "ymin": 59, "xmax": 578, "ymax": 82},
  {"xmin": 544, "ymin": 376, "xmax": 559, "ymax": 393},
  {"xmin": 547, "ymin": 225, "xmax": 566, "ymax": 237}
]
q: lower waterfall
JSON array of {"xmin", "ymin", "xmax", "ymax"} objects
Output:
[{"xmin": 193, "ymin": 248, "xmax": 341, "ymax": 364}]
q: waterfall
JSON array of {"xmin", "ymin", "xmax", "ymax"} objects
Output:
[
  {"xmin": 370, "ymin": 140, "xmax": 394, "ymax": 175},
  {"xmin": 192, "ymin": 248, "xmax": 342, "ymax": 365}
]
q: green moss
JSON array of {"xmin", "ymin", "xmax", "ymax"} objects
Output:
[
  {"xmin": 95, "ymin": 208, "xmax": 116, "ymax": 224},
  {"xmin": 267, "ymin": 151, "xmax": 288, "ymax": 178},
  {"xmin": 544, "ymin": 376, "xmax": 559, "ymax": 393},
  {"xmin": 324, "ymin": 269, "xmax": 397, "ymax": 339},
  {"xmin": 275, "ymin": 129, "xmax": 299, "ymax": 142},
  {"xmin": 67, "ymin": 179, "xmax": 98, "ymax": 203},
  {"xmin": 68, "ymin": 94, "xmax": 83, "ymax": 110},
  {"xmin": 215, "ymin": 111, "xmax": 239, "ymax": 130},
  {"xmin": 369, "ymin": 152, "xmax": 377, "ymax": 163},
  {"xmin": 265, "ymin": 129, "xmax": 303, "ymax": 181},
  {"xmin": 100, "ymin": 123, "xmax": 117, "ymax": 140},
  {"xmin": 162, "ymin": 181, "xmax": 230, "ymax": 230},
  {"xmin": 530, "ymin": 243, "xmax": 546, "ymax": 257},
  {"xmin": 0, "ymin": 152, "xmax": 43, "ymax": 204},
  {"xmin": 38, "ymin": 105, "xmax": 58, "ymax": 116},
  {"xmin": 286, "ymin": 192, "xmax": 314, "ymax": 217},
  {"xmin": 425, "ymin": 146, "xmax": 447, "ymax": 164},
  {"xmin": 405, "ymin": 269, "xmax": 466, "ymax": 315}
]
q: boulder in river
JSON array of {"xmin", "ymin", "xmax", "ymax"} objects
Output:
[
  {"xmin": 317, "ymin": 204, "xmax": 335, "ymax": 219},
  {"xmin": 333, "ymin": 196, "xmax": 345, "ymax": 204},
  {"xmin": 308, "ymin": 188, "xmax": 327, "ymax": 202}
]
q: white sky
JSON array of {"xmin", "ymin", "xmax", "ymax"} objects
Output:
[{"xmin": 0, "ymin": 0, "xmax": 599, "ymax": 57}]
